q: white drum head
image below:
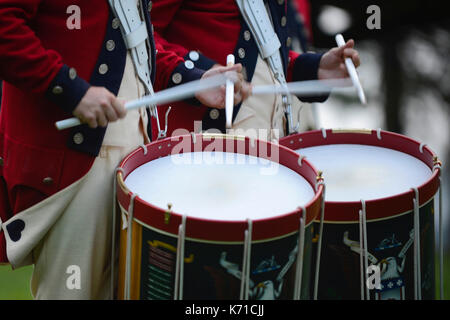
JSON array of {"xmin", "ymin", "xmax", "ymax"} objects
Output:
[
  {"xmin": 124, "ymin": 152, "xmax": 315, "ymax": 221},
  {"xmin": 297, "ymin": 144, "xmax": 431, "ymax": 202}
]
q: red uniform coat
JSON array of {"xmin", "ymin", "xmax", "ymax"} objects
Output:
[
  {"xmin": 0, "ymin": 0, "xmax": 174, "ymax": 262},
  {"xmin": 150, "ymin": 0, "xmax": 327, "ymax": 140}
]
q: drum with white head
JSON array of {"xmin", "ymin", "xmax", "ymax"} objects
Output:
[
  {"xmin": 280, "ymin": 129, "xmax": 442, "ymax": 300},
  {"xmin": 115, "ymin": 133, "xmax": 324, "ymax": 300}
]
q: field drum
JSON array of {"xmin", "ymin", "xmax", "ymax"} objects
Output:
[
  {"xmin": 114, "ymin": 133, "xmax": 324, "ymax": 300},
  {"xmin": 280, "ymin": 129, "xmax": 443, "ymax": 300}
]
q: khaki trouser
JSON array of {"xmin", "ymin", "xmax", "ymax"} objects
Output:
[
  {"xmin": 10, "ymin": 53, "xmax": 149, "ymax": 299},
  {"xmin": 230, "ymin": 56, "xmax": 316, "ymax": 141}
]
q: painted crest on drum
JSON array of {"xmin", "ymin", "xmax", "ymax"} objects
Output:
[
  {"xmin": 312, "ymin": 200, "xmax": 435, "ymax": 300},
  {"xmin": 139, "ymin": 225, "xmax": 314, "ymax": 300}
]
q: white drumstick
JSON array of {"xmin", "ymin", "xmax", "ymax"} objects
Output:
[
  {"xmin": 251, "ymin": 78, "xmax": 353, "ymax": 96},
  {"xmin": 55, "ymin": 73, "xmax": 229, "ymax": 130},
  {"xmin": 335, "ymin": 34, "xmax": 367, "ymax": 104},
  {"xmin": 225, "ymin": 54, "xmax": 235, "ymax": 129}
]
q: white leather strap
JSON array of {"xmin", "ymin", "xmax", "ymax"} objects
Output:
[
  {"xmin": 125, "ymin": 22, "xmax": 148, "ymax": 50},
  {"xmin": 237, "ymin": 0, "xmax": 281, "ymax": 60},
  {"xmin": 236, "ymin": 0, "xmax": 284, "ymax": 80},
  {"xmin": 236, "ymin": 0, "xmax": 298, "ymax": 134},
  {"xmin": 109, "ymin": 0, "xmax": 153, "ymax": 93}
]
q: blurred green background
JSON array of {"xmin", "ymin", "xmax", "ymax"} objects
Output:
[
  {"xmin": 0, "ymin": 265, "xmax": 33, "ymax": 300},
  {"xmin": 0, "ymin": 256, "xmax": 449, "ymax": 300}
]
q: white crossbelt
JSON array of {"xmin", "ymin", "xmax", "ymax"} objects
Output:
[
  {"xmin": 108, "ymin": 0, "xmax": 166, "ymax": 138},
  {"xmin": 235, "ymin": 0, "xmax": 298, "ymax": 134}
]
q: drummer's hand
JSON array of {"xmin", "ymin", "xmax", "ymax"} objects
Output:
[
  {"xmin": 318, "ymin": 39, "xmax": 360, "ymax": 80},
  {"xmin": 195, "ymin": 63, "xmax": 252, "ymax": 109},
  {"xmin": 73, "ymin": 86, "xmax": 127, "ymax": 128}
]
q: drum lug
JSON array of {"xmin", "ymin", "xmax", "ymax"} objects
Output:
[
  {"xmin": 164, "ymin": 203, "xmax": 173, "ymax": 224},
  {"xmin": 433, "ymin": 156, "xmax": 442, "ymax": 169},
  {"xmin": 316, "ymin": 171, "xmax": 323, "ymax": 183}
]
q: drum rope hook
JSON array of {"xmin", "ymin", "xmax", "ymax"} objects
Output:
[
  {"xmin": 412, "ymin": 187, "xmax": 422, "ymax": 300},
  {"xmin": 111, "ymin": 167, "xmax": 124, "ymax": 299},
  {"xmin": 294, "ymin": 207, "xmax": 307, "ymax": 300},
  {"xmin": 157, "ymin": 107, "xmax": 172, "ymax": 140},
  {"xmin": 313, "ymin": 174, "xmax": 325, "ymax": 300},
  {"xmin": 240, "ymin": 219, "xmax": 253, "ymax": 300},
  {"xmin": 358, "ymin": 199, "xmax": 370, "ymax": 300},
  {"xmin": 174, "ymin": 215, "xmax": 187, "ymax": 300},
  {"xmin": 433, "ymin": 157, "xmax": 444, "ymax": 299},
  {"xmin": 124, "ymin": 193, "xmax": 137, "ymax": 300},
  {"xmin": 438, "ymin": 175, "xmax": 444, "ymax": 299}
]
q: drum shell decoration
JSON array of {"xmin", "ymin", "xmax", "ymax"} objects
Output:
[
  {"xmin": 280, "ymin": 129, "xmax": 441, "ymax": 300},
  {"xmin": 115, "ymin": 133, "xmax": 324, "ymax": 300}
]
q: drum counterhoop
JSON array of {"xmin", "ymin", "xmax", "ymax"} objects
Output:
[
  {"xmin": 115, "ymin": 133, "xmax": 324, "ymax": 300},
  {"xmin": 280, "ymin": 129, "xmax": 442, "ymax": 300}
]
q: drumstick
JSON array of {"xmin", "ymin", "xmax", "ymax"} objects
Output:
[
  {"xmin": 335, "ymin": 34, "xmax": 367, "ymax": 105},
  {"xmin": 225, "ymin": 54, "xmax": 235, "ymax": 129},
  {"xmin": 251, "ymin": 78, "xmax": 353, "ymax": 96},
  {"xmin": 55, "ymin": 73, "xmax": 229, "ymax": 130},
  {"xmin": 56, "ymin": 77, "xmax": 352, "ymax": 130}
]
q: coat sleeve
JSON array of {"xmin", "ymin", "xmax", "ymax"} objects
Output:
[
  {"xmin": 0, "ymin": 0, "xmax": 90, "ymax": 114},
  {"xmin": 287, "ymin": 50, "xmax": 329, "ymax": 102},
  {"xmin": 151, "ymin": 0, "xmax": 217, "ymax": 94}
]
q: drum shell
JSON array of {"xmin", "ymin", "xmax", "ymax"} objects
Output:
[
  {"xmin": 115, "ymin": 134, "xmax": 324, "ymax": 300},
  {"xmin": 280, "ymin": 129, "xmax": 441, "ymax": 300}
]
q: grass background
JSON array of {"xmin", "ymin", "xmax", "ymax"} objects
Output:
[{"xmin": 0, "ymin": 255, "xmax": 449, "ymax": 300}]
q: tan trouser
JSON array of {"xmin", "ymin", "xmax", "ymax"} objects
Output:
[
  {"xmin": 25, "ymin": 53, "xmax": 148, "ymax": 299},
  {"xmin": 230, "ymin": 56, "xmax": 316, "ymax": 141}
]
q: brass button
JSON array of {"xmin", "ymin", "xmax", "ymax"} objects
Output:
[
  {"xmin": 172, "ymin": 73, "xmax": 182, "ymax": 84},
  {"xmin": 73, "ymin": 132, "xmax": 84, "ymax": 145},
  {"xmin": 99, "ymin": 64, "xmax": 109, "ymax": 75},
  {"xmin": 278, "ymin": 0, "xmax": 284, "ymax": 4},
  {"xmin": 209, "ymin": 109, "xmax": 219, "ymax": 120},
  {"xmin": 69, "ymin": 68, "xmax": 77, "ymax": 80},
  {"xmin": 43, "ymin": 177, "xmax": 53, "ymax": 185},
  {"xmin": 0, "ymin": 157, "xmax": 3, "ymax": 166},
  {"xmin": 243, "ymin": 30, "xmax": 251, "ymax": 41},
  {"xmin": 286, "ymin": 36, "xmax": 292, "ymax": 47},
  {"xmin": 238, "ymin": 48, "xmax": 245, "ymax": 59},
  {"xmin": 106, "ymin": 40, "xmax": 115, "ymax": 52},
  {"xmin": 112, "ymin": 18, "xmax": 120, "ymax": 30},
  {"xmin": 148, "ymin": 1, "xmax": 152, "ymax": 12},
  {"xmin": 281, "ymin": 16, "xmax": 287, "ymax": 27},
  {"xmin": 52, "ymin": 86, "xmax": 63, "ymax": 95}
]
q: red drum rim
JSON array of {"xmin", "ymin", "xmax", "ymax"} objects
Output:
[
  {"xmin": 279, "ymin": 129, "xmax": 442, "ymax": 223},
  {"xmin": 116, "ymin": 133, "xmax": 324, "ymax": 242}
]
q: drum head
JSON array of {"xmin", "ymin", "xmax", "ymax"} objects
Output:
[
  {"xmin": 124, "ymin": 151, "xmax": 315, "ymax": 221},
  {"xmin": 298, "ymin": 144, "xmax": 431, "ymax": 202}
]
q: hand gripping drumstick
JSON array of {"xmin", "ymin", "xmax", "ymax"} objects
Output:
[
  {"xmin": 55, "ymin": 73, "xmax": 229, "ymax": 130},
  {"xmin": 225, "ymin": 54, "xmax": 235, "ymax": 129},
  {"xmin": 335, "ymin": 34, "xmax": 367, "ymax": 105}
]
